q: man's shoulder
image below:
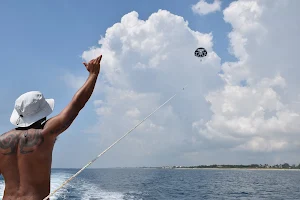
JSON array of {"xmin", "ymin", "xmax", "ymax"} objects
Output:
[
  {"xmin": 0, "ymin": 129, "xmax": 18, "ymax": 138},
  {"xmin": 0, "ymin": 129, "xmax": 44, "ymax": 144},
  {"xmin": 0, "ymin": 129, "xmax": 20, "ymax": 155},
  {"xmin": 0, "ymin": 128, "xmax": 54, "ymax": 155}
]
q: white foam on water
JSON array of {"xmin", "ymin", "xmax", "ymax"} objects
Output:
[
  {"xmin": 0, "ymin": 180, "xmax": 5, "ymax": 199},
  {"xmin": 1, "ymin": 172, "xmax": 139, "ymax": 200},
  {"xmin": 78, "ymin": 180, "xmax": 126, "ymax": 200},
  {"xmin": 50, "ymin": 172, "xmax": 73, "ymax": 200}
]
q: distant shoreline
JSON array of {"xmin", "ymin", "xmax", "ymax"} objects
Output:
[
  {"xmin": 172, "ymin": 167, "xmax": 300, "ymax": 171},
  {"xmin": 51, "ymin": 166, "xmax": 300, "ymax": 170}
]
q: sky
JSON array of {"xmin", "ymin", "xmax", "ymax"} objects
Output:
[{"xmin": 0, "ymin": 0, "xmax": 300, "ymax": 168}]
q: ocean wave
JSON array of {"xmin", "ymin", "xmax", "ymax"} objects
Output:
[
  {"xmin": 50, "ymin": 172, "xmax": 74, "ymax": 200},
  {"xmin": 72, "ymin": 179, "xmax": 125, "ymax": 200}
]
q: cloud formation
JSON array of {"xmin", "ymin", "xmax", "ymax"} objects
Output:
[
  {"xmin": 196, "ymin": 0, "xmax": 300, "ymax": 157},
  {"xmin": 192, "ymin": 0, "xmax": 221, "ymax": 16},
  {"xmin": 79, "ymin": 10, "xmax": 222, "ymax": 167},
  {"xmin": 64, "ymin": 0, "xmax": 300, "ymax": 166}
]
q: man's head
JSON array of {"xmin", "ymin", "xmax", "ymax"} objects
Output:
[{"xmin": 10, "ymin": 91, "xmax": 55, "ymax": 127}]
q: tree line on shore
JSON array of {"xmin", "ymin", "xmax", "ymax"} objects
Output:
[{"xmin": 168, "ymin": 163, "xmax": 300, "ymax": 169}]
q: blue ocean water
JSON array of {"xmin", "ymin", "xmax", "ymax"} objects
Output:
[{"xmin": 1, "ymin": 168, "xmax": 300, "ymax": 199}]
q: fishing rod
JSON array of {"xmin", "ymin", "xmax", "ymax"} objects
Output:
[
  {"xmin": 43, "ymin": 84, "xmax": 189, "ymax": 200},
  {"xmin": 44, "ymin": 46, "xmax": 207, "ymax": 199}
]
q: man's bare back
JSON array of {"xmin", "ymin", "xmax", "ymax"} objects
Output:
[
  {"xmin": 0, "ymin": 55, "xmax": 102, "ymax": 199},
  {"xmin": 0, "ymin": 128, "xmax": 55, "ymax": 199}
]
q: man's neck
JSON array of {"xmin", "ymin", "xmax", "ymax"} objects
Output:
[{"xmin": 15, "ymin": 118, "xmax": 47, "ymax": 130}]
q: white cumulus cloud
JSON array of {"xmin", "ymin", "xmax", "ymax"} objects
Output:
[
  {"xmin": 196, "ymin": 0, "xmax": 300, "ymax": 157},
  {"xmin": 192, "ymin": 0, "xmax": 221, "ymax": 15},
  {"xmin": 64, "ymin": 0, "xmax": 300, "ymax": 166},
  {"xmin": 78, "ymin": 9, "xmax": 222, "ymax": 167}
]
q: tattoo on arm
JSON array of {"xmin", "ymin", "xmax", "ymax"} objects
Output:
[
  {"xmin": 0, "ymin": 132, "xmax": 18, "ymax": 155},
  {"xmin": 20, "ymin": 130, "xmax": 44, "ymax": 154}
]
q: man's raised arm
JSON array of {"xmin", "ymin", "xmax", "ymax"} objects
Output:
[{"xmin": 43, "ymin": 55, "xmax": 102, "ymax": 137}]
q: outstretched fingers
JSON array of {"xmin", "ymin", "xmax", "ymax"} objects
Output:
[
  {"xmin": 82, "ymin": 55, "xmax": 102, "ymax": 73},
  {"xmin": 95, "ymin": 55, "xmax": 102, "ymax": 64}
]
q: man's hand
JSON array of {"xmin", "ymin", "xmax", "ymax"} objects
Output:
[
  {"xmin": 43, "ymin": 55, "xmax": 102, "ymax": 138},
  {"xmin": 83, "ymin": 55, "xmax": 102, "ymax": 75}
]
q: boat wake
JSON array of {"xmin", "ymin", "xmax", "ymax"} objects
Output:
[{"xmin": 0, "ymin": 171, "xmax": 126, "ymax": 200}]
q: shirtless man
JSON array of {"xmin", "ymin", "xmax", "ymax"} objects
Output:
[{"xmin": 0, "ymin": 55, "xmax": 102, "ymax": 200}]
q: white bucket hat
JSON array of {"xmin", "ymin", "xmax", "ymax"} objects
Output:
[{"xmin": 10, "ymin": 91, "xmax": 55, "ymax": 127}]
